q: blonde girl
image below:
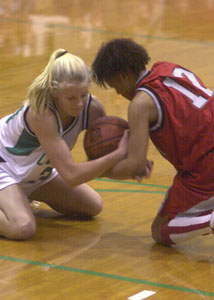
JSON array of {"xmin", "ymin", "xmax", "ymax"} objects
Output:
[{"xmin": 0, "ymin": 49, "xmax": 128, "ymax": 240}]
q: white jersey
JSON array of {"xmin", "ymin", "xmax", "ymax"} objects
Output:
[{"xmin": 0, "ymin": 94, "xmax": 92, "ymax": 195}]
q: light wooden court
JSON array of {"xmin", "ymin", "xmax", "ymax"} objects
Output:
[{"xmin": 0, "ymin": 0, "xmax": 214, "ymax": 299}]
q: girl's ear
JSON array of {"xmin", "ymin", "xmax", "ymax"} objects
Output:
[{"xmin": 50, "ymin": 87, "xmax": 58, "ymax": 98}]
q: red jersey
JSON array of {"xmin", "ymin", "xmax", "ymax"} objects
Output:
[{"xmin": 135, "ymin": 61, "xmax": 214, "ymax": 172}]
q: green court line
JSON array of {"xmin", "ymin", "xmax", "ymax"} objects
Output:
[
  {"xmin": 94, "ymin": 178, "xmax": 169, "ymax": 189},
  {"xmin": 95, "ymin": 189, "xmax": 165, "ymax": 194},
  {"xmin": 0, "ymin": 255, "xmax": 213, "ymax": 297},
  {"xmin": 1, "ymin": 17, "xmax": 214, "ymax": 47}
]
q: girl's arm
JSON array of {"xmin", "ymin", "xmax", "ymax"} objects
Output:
[
  {"xmin": 26, "ymin": 102, "xmax": 128, "ymax": 187},
  {"xmin": 101, "ymin": 91, "xmax": 158, "ymax": 179}
]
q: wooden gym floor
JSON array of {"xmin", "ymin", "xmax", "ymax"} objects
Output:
[{"xmin": 0, "ymin": 0, "xmax": 214, "ymax": 299}]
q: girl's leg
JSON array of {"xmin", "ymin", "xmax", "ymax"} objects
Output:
[
  {"xmin": 0, "ymin": 184, "xmax": 36, "ymax": 240},
  {"xmin": 151, "ymin": 164, "xmax": 214, "ymax": 247},
  {"xmin": 151, "ymin": 183, "xmax": 214, "ymax": 246},
  {"xmin": 152, "ymin": 209, "xmax": 213, "ymax": 246},
  {"xmin": 29, "ymin": 175, "xmax": 103, "ymax": 217}
]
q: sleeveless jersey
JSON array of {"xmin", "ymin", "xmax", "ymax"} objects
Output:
[
  {"xmin": 0, "ymin": 94, "xmax": 92, "ymax": 186},
  {"xmin": 135, "ymin": 62, "xmax": 214, "ymax": 172}
]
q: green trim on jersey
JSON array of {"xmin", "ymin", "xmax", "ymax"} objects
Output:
[
  {"xmin": 6, "ymin": 106, "xmax": 24, "ymax": 123},
  {"xmin": 6, "ymin": 128, "xmax": 40, "ymax": 156}
]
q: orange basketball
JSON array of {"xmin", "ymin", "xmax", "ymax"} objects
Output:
[{"xmin": 84, "ymin": 116, "xmax": 129, "ymax": 160}]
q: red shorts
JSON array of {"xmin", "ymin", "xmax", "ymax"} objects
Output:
[{"xmin": 159, "ymin": 151, "xmax": 214, "ymax": 220}]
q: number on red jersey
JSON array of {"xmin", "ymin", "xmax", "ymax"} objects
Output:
[{"xmin": 163, "ymin": 68, "xmax": 213, "ymax": 109}]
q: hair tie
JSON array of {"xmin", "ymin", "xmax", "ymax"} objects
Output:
[{"xmin": 56, "ymin": 50, "xmax": 68, "ymax": 59}]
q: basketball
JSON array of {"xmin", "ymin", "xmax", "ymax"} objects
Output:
[{"xmin": 84, "ymin": 116, "xmax": 129, "ymax": 160}]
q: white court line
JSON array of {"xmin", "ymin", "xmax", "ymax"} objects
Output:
[{"xmin": 128, "ymin": 290, "xmax": 156, "ymax": 300}]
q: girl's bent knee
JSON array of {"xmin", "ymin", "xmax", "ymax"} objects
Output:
[
  {"xmin": 11, "ymin": 217, "xmax": 36, "ymax": 240},
  {"xmin": 151, "ymin": 216, "xmax": 172, "ymax": 247},
  {"xmin": 84, "ymin": 195, "xmax": 103, "ymax": 217},
  {"xmin": 151, "ymin": 223, "xmax": 162, "ymax": 244},
  {"xmin": 87, "ymin": 198, "xmax": 103, "ymax": 217},
  {"xmin": 95, "ymin": 197, "xmax": 103, "ymax": 215}
]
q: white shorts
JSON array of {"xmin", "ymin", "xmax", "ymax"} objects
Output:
[{"xmin": 0, "ymin": 166, "xmax": 58, "ymax": 197}]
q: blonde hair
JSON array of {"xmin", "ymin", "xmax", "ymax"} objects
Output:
[{"xmin": 26, "ymin": 49, "xmax": 90, "ymax": 115}]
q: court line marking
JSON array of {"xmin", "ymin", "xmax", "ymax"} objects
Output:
[
  {"xmin": 94, "ymin": 178, "xmax": 169, "ymax": 189},
  {"xmin": 1, "ymin": 17, "xmax": 214, "ymax": 47},
  {"xmin": 95, "ymin": 189, "xmax": 165, "ymax": 194},
  {"xmin": 0, "ymin": 255, "xmax": 213, "ymax": 297},
  {"xmin": 128, "ymin": 290, "xmax": 156, "ymax": 300},
  {"xmin": 94, "ymin": 178, "xmax": 168, "ymax": 194}
]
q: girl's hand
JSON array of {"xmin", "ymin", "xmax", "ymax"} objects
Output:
[
  {"xmin": 145, "ymin": 159, "xmax": 154, "ymax": 177},
  {"xmin": 133, "ymin": 160, "xmax": 154, "ymax": 182}
]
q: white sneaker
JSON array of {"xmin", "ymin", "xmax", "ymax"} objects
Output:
[{"xmin": 210, "ymin": 211, "xmax": 214, "ymax": 234}]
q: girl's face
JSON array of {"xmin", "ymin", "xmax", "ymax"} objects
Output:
[
  {"xmin": 54, "ymin": 82, "xmax": 89, "ymax": 119},
  {"xmin": 108, "ymin": 73, "xmax": 136, "ymax": 101}
]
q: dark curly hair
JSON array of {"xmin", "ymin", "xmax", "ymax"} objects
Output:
[{"xmin": 91, "ymin": 38, "xmax": 150, "ymax": 87}]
